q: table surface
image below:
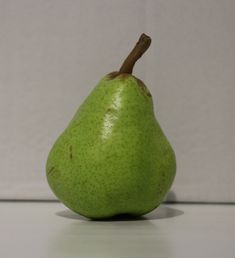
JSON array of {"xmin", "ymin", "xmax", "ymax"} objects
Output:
[{"xmin": 0, "ymin": 202, "xmax": 235, "ymax": 258}]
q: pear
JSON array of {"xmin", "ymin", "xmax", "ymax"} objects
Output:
[{"xmin": 46, "ymin": 34, "xmax": 176, "ymax": 219}]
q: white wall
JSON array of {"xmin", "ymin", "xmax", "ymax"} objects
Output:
[{"xmin": 0, "ymin": 0, "xmax": 234, "ymax": 202}]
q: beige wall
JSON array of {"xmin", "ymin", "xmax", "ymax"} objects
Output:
[{"xmin": 0, "ymin": 0, "xmax": 234, "ymax": 202}]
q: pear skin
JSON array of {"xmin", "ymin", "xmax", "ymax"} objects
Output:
[{"xmin": 46, "ymin": 34, "xmax": 176, "ymax": 219}]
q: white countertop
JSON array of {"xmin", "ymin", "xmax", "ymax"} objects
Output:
[{"xmin": 0, "ymin": 202, "xmax": 234, "ymax": 258}]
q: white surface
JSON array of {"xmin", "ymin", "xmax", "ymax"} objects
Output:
[
  {"xmin": 0, "ymin": 202, "xmax": 235, "ymax": 258},
  {"xmin": 0, "ymin": 0, "xmax": 235, "ymax": 202}
]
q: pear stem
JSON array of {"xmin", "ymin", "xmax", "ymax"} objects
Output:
[{"xmin": 119, "ymin": 33, "xmax": 151, "ymax": 74}]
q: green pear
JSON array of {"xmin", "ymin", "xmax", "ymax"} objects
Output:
[{"xmin": 46, "ymin": 34, "xmax": 176, "ymax": 219}]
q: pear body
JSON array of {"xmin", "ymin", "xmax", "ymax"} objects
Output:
[{"xmin": 46, "ymin": 74, "xmax": 176, "ymax": 219}]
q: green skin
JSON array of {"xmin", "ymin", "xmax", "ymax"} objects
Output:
[{"xmin": 46, "ymin": 74, "xmax": 176, "ymax": 219}]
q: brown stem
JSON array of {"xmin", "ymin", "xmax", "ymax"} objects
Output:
[{"xmin": 119, "ymin": 33, "xmax": 151, "ymax": 74}]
